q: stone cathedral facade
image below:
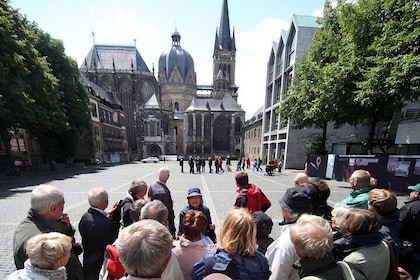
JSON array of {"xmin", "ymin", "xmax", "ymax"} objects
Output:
[{"xmin": 80, "ymin": 0, "xmax": 244, "ymax": 160}]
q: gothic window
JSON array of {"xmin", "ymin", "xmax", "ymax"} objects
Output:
[
  {"xmin": 204, "ymin": 114, "xmax": 211, "ymax": 137},
  {"xmin": 196, "ymin": 114, "xmax": 202, "ymax": 137},
  {"xmin": 213, "ymin": 114, "xmax": 231, "ymax": 151},
  {"xmin": 188, "ymin": 114, "xmax": 193, "ymax": 136},
  {"xmin": 174, "ymin": 102, "xmax": 179, "ymax": 111},
  {"xmin": 234, "ymin": 117, "xmax": 242, "ymax": 134}
]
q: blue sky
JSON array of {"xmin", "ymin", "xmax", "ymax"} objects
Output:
[{"xmin": 10, "ymin": 0, "xmax": 326, "ymax": 119}]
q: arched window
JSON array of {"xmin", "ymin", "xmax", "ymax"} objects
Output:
[
  {"xmin": 196, "ymin": 114, "xmax": 202, "ymax": 137},
  {"xmin": 174, "ymin": 102, "xmax": 179, "ymax": 111}
]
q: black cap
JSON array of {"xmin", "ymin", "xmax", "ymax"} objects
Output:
[{"xmin": 280, "ymin": 187, "xmax": 312, "ymax": 214}]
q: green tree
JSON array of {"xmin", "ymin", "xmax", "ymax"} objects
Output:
[
  {"xmin": 33, "ymin": 28, "xmax": 90, "ymax": 166},
  {"xmin": 0, "ymin": 1, "xmax": 90, "ymax": 172},
  {"xmin": 0, "ymin": 1, "xmax": 58, "ymax": 172},
  {"xmin": 279, "ymin": 0, "xmax": 355, "ymax": 154},
  {"xmin": 279, "ymin": 0, "xmax": 420, "ymax": 154}
]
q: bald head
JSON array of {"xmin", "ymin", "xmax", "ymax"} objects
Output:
[{"xmin": 294, "ymin": 173, "xmax": 308, "ymax": 186}]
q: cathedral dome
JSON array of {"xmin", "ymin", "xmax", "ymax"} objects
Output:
[{"xmin": 159, "ymin": 29, "xmax": 195, "ymax": 81}]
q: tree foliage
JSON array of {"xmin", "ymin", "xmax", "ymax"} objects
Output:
[
  {"xmin": 279, "ymin": 0, "xmax": 420, "ymax": 154},
  {"xmin": 0, "ymin": 1, "xmax": 90, "ymax": 171}
]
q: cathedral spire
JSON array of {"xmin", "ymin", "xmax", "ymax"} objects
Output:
[{"xmin": 216, "ymin": 0, "xmax": 233, "ymax": 50}]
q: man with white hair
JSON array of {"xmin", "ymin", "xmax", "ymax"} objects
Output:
[
  {"xmin": 290, "ymin": 214, "xmax": 350, "ymax": 279},
  {"xmin": 13, "ymin": 184, "xmax": 83, "ymax": 280},
  {"xmin": 79, "ymin": 187, "xmax": 119, "ymax": 279},
  {"xmin": 148, "ymin": 166, "xmax": 176, "ymax": 237},
  {"xmin": 117, "ymin": 220, "xmax": 173, "ymax": 279}
]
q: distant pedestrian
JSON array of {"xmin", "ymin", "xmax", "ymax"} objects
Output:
[
  {"xmin": 208, "ymin": 157, "xmax": 213, "ymax": 173},
  {"xmin": 246, "ymin": 157, "xmax": 251, "ymax": 169},
  {"xmin": 257, "ymin": 158, "xmax": 262, "ymax": 171},
  {"xmin": 201, "ymin": 157, "xmax": 206, "ymax": 173},
  {"xmin": 180, "ymin": 157, "xmax": 184, "ymax": 173},
  {"xmin": 189, "ymin": 156, "xmax": 195, "ymax": 174}
]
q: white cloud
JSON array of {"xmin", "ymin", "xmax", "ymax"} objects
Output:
[{"xmin": 235, "ymin": 18, "xmax": 288, "ymax": 119}]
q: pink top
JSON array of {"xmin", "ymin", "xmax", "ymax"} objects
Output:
[{"xmin": 172, "ymin": 236, "xmax": 207, "ymax": 280}]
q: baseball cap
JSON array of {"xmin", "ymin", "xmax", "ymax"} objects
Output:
[
  {"xmin": 408, "ymin": 183, "xmax": 420, "ymax": 192},
  {"xmin": 187, "ymin": 187, "xmax": 202, "ymax": 198}
]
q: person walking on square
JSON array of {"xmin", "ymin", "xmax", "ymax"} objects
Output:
[
  {"xmin": 234, "ymin": 171, "xmax": 271, "ymax": 213},
  {"xmin": 257, "ymin": 157, "xmax": 263, "ymax": 171},
  {"xmin": 189, "ymin": 156, "xmax": 195, "ymax": 174},
  {"xmin": 13, "ymin": 184, "xmax": 83, "ymax": 280},
  {"xmin": 79, "ymin": 187, "xmax": 119, "ymax": 280},
  {"xmin": 208, "ymin": 157, "xmax": 213, "ymax": 173},
  {"xmin": 180, "ymin": 157, "xmax": 184, "ymax": 173},
  {"xmin": 148, "ymin": 166, "xmax": 176, "ymax": 237}
]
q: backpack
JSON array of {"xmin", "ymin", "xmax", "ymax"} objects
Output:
[
  {"xmin": 100, "ymin": 244, "xmax": 126, "ymax": 280},
  {"xmin": 108, "ymin": 199, "xmax": 129, "ymax": 225}
]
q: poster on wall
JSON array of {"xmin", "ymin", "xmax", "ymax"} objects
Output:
[
  {"xmin": 414, "ymin": 160, "xmax": 420, "ymax": 176},
  {"xmin": 387, "ymin": 158, "xmax": 411, "ymax": 177}
]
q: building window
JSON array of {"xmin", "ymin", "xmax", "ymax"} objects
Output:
[
  {"xmin": 174, "ymin": 102, "xmax": 179, "ymax": 111},
  {"xmin": 91, "ymin": 103, "xmax": 98, "ymax": 118},
  {"xmin": 288, "ymin": 29, "xmax": 296, "ymax": 67}
]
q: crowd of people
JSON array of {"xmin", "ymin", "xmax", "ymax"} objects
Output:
[
  {"xmin": 179, "ymin": 156, "xmax": 274, "ymax": 175},
  {"xmin": 7, "ymin": 166, "xmax": 420, "ymax": 280}
]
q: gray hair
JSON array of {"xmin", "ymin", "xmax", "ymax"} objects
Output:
[
  {"xmin": 118, "ymin": 220, "xmax": 172, "ymax": 278},
  {"xmin": 140, "ymin": 200, "xmax": 168, "ymax": 224},
  {"xmin": 87, "ymin": 187, "xmax": 108, "ymax": 208},
  {"xmin": 31, "ymin": 185, "xmax": 64, "ymax": 213},
  {"xmin": 129, "ymin": 178, "xmax": 148, "ymax": 195},
  {"xmin": 331, "ymin": 207, "xmax": 351, "ymax": 232},
  {"xmin": 158, "ymin": 167, "xmax": 170, "ymax": 182},
  {"xmin": 290, "ymin": 214, "xmax": 333, "ymax": 259}
]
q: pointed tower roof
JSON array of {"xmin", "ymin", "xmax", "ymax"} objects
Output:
[
  {"xmin": 215, "ymin": 0, "xmax": 234, "ymax": 51},
  {"xmin": 144, "ymin": 93, "xmax": 160, "ymax": 109}
]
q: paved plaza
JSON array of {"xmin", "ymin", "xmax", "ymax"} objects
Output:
[{"xmin": 0, "ymin": 161, "xmax": 410, "ymax": 278}]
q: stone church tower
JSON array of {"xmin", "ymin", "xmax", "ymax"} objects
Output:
[
  {"xmin": 181, "ymin": 0, "xmax": 245, "ymax": 158},
  {"xmin": 213, "ymin": 0, "xmax": 238, "ymax": 101},
  {"xmin": 158, "ymin": 30, "xmax": 197, "ymax": 155}
]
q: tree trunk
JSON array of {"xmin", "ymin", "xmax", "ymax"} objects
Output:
[
  {"xmin": 321, "ymin": 121, "xmax": 328, "ymax": 154},
  {"xmin": 367, "ymin": 113, "xmax": 378, "ymax": 154}
]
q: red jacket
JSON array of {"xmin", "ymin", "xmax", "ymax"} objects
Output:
[{"xmin": 235, "ymin": 184, "xmax": 271, "ymax": 213}]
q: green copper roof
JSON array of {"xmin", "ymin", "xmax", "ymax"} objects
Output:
[{"xmin": 292, "ymin": 14, "xmax": 321, "ymax": 28}]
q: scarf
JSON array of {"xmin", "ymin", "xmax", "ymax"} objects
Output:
[
  {"xmin": 347, "ymin": 231, "xmax": 384, "ymax": 249},
  {"xmin": 24, "ymin": 259, "xmax": 67, "ymax": 280}
]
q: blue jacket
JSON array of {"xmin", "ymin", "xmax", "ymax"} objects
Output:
[{"xmin": 191, "ymin": 248, "xmax": 271, "ymax": 280}]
